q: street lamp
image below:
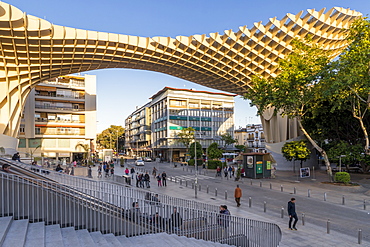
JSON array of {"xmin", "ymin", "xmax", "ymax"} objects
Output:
[
  {"xmin": 194, "ymin": 135, "xmax": 198, "ymax": 198},
  {"xmin": 338, "ymin": 155, "xmax": 346, "ymax": 172}
]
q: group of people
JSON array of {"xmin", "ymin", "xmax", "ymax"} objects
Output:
[
  {"xmin": 127, "ymin": 201, "xmax": 183, "ymax": 232},
  {"xmin": 216, "ymin": 165, "xmax": 245, "ymax": 181},
  {"xmin": 97, "ymin": 161, "xmax": 115, "ymax": 178},
  {"xmin": 136, "ymin": 172, "xmax": 151, "ymax": 188}
]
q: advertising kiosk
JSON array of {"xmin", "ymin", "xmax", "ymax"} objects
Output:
[{"xmin": 243, "ymin": 152, "xmax": 272, "ymax": 179}]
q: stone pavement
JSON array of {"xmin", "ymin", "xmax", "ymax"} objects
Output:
[{"xmin": 88, "ymin": 164, "xmax": 370, "ymax": 247}]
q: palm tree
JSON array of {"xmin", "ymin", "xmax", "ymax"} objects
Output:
[{"xmin": 75, "ymin": 143, "xmax": 90, "ymax": 165}]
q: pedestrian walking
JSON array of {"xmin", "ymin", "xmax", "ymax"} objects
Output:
[
  {"xmin": 125, "ymin": 167, "xmax": 129, "ymax": 176},
  {"xmin": 234, "ymin": 184, "xmax": 242, "ymax": 207},
  {"xmin": 152, "ymin": 167, "xmax": 157, "ymax": 178},
  {"xmin": 161, "ymin": 171, "xmax": 167, "ymax": 186},
  {"xmin": 217, "ymin": 205, "xmax": 231, "ymax": 228},
  {"xmin": 87, "ymin": 165, "xmax": 93, "ymax": 178},
  {"xmin": 156, "ymin": 174, "xmax": 162, "ymax": 187},
  {"xmin": 288, "ymin": 197, "xmax": 298, "ymax": 230},
  {"xmin": 144, "ymin": 172, "xmax": 150, "ymax": 188},
  {"xmin": 130, "ymin": 167, "xmax": 135, "ymax": 179},
  {"xmin": 97, "ymin": 164, "xmax": 102, "ymax": 178}
]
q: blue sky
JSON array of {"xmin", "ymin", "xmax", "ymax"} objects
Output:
[{"xmin": 8, "ymin": 0, "xmax": 370, "ymax": 132}]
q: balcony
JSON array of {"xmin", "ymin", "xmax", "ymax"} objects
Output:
[
  {"xmin": 34, "ymin": 118, "xmax": 85, "ymax": 124},
  {"xmin": 36, "ymin": 129, "xmax": 85, "ymax": 136},
  {"xmin": 35, "ymin": 105, "xmax": 85, "ymax": 111},
  {"xmin": 35, "ymin": 92, "xmax": 84, "ymax": 100}
]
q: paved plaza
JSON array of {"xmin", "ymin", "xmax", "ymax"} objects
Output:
[{"xmin": 87, "ymin": 160, "xmax": 370, "ymax": 247}]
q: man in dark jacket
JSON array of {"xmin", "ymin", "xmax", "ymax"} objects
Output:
[
  {"xmin": 288, "ymin": 198, "xmax": 298, "ymax": 230},
  {"xmin": 171, "ymin": 207, "xmax": 183, "ymax": 232}
]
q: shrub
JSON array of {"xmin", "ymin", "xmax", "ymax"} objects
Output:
[
  {"xmin": 335, "ymin": 172, "xmax": 351, "ymax": 184},
  {"xmin": 188, "ymin": 159, "xmax": 203, "ymax": 166},
  {"xmin": 206, "ymin": 160, "xmax": 223, "ymax": 169}
]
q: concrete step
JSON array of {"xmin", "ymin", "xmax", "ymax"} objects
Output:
[
  {"xmin": 2, "ymin": 219, "xmax": 28, "ymax": 247},
  {"xmin": 90, "ymin": 231, "xmax": 110, "ymax": 247},
  {"xmin": 0, "ymin": 216, "xmax": 12, "ymax": 245},
  {"xmin": 24, "ymin": 222, "xmax": 45, "ymax": 247},
  {"xmin": 103, "ymin": 233, "xmax": 123, "ymax": 246},
  {"xmin": 45, "ymin": 224, "xmax": 64, "ymax": 247},
  {"xmin": 61, "ymin": 227, "xmax": 81, "ymax": 247},
  {"xmin": 76, "ymin": 229, "xmax": 96, "ymax": 247},
  {"xmin": 116, "ymin": 235, "xmax": 135, "ymax": 245}
]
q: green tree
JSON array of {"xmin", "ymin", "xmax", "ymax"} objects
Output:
[
  {"xmin": 244, "ymin": 37, "xmax": 335, "ymax": 181},
  {"xmin": 208, "ymin": 142, "xmax": 223, "ymax": 160},
  {"xmin": 281, "ymin": 141, "xmax": 310, "ymax": 169},
  {"xmin": 323, "ymin": 18, "xmax": 370, "ymax": 155},
  {"xmin": 235, "ymin": 145, "xmax": 247, "ymax": 153},
  {"xmin": 176, "ymin": 127, "xmax": 195, "ymax": 150},
  {"xmin": 189, "ymin": 141, "xmax": 203, "ymax": 159},
  {"xmin": 327, "ymin": 141, "xmax": 370, "ymax": 173},
  {"xmin": 220, "ymin": 132, "xmax": 237, "ymax": 149},
  {"xmin": 96, "ymin": 125, "xmax": 125, "ymax": 151}
]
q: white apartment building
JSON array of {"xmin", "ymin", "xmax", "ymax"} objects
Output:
[
  {"xmin": 18, "ymin": 74, "xmax": 97, "ymax": 164},
  {"xmin": 124, "ymin": 103, "xmax": 152, "ymax": 158},
  {"xmin": 234, "ymin": 124, "xmax": 266, "ymax": 153}
]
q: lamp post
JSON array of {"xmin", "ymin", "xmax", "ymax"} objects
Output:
[
  {"xmin": 194, "ymin": 135, "xmax": 198, "ymax": 198},
  {"xmin": 338, "ymin": 155, "xmax": 346, "ymax": 172},
  {"xmin": 116, "ymin": 130, "xmax": 119, "ymax": 156}
]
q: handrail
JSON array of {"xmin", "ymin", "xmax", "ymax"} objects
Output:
[
  {"xmin": 0, "ymin": 172, "xmax": 282, "ymax": 246},
  {"xmin": 0, "ymin": 158, "xmax": 282, "ymax": 246}
]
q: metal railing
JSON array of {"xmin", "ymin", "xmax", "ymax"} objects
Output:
[
  {"xmin": 0, "ymin": 172, "xmax": 281, "ymax": 246},
  {"xmin": 0, "ymin": 159, "xmax": 282, "ymax": 246}
]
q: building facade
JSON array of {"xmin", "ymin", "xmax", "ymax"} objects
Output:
[
  {"xmin": 234, "ymin": 124, "xmax": 266, "ymax": 153},
  {"xmin": 17, "ymin": 74, "xmax": 97, "ymax": 165},
  {"xmin": 124, "ymin": 87, "xmax": 235, "ymax": 161},
  {"xmin": 124, "ymin": 103, "xmax": 152, "ymax": 158}
]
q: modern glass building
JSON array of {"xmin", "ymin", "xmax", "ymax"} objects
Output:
[{"xmin": 125, "ymin": 87, "xmax": 235, "ymax": 161}]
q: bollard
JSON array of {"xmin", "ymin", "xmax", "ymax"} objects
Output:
[
  {"xmin": 358, "ymin": 229, "xmax": 362, "ymax": 244},
  {"xmin": 264, "ymin": 201, "xmax": 266, "ymax": 212},
  {"xmin": 294, "ymin": 187, "xmax": 296, "ymax": 194},
  {"xmin": 260, "ymin": 181, "xmax": 262, "ymax": 187},
  {"xmin": 281, "ymin": 207, "xmax": 284, "ymax": 218},
  {"xmin": 186, "ymin": 180, "xmax": 188, "ymax": 187},
  {"xmin": 249, "ymin": 197, "xmax": 252, "ymax": 208},
  {"xmin": 270, "ymin": 183, "xmax": 272, "ymax": 190},
  {"xmin": 225, "ymin": 190, "xmax": 227, "ymax": 200},
  {"xmin": 207, "ymin": 185, "xmax": 209, "ymax": 194},
  {"xmin": 308, "ymin": 189, "xmax": 311, "ymax": 197},
  {"xmin": 342, "ymin": 195, "xmax": 345, "ymax": 205},
  {"xmin": 327, "ymin": 219, "xmax": 330, "ymax": 234},
  {"xmin": 199, "ymin": 184, "xmax": 201, "ymax": 191},
  {"xmin": 364, "ymin": 199, "xmax": 366, "ymax": 210},
  {"xmin": 281, "ymin": 185, "xmax": 283, "ymax": 192},
  {"xmin": 250, "ymin": 179, "xmax": 253, "ymax": 186},
  {"xmin": 215, "ymin": 188, "xmax": 218, "ymax": 197},
  {"xmin": 324, "ymin": 192, "xmax": 327, "ymax": 201},
  {"xmin": 302, "ymin": 213, "xmax": 305, "ymax": 226}
]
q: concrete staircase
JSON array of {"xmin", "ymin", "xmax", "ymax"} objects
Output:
[{"xmin": 0, "ymin": 217, "xmax": 234, "ymax": 247}]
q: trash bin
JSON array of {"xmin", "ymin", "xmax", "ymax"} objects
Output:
[{"xmin": 123, "ymin": 175, "xmax": 131, "ymax": 185}]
